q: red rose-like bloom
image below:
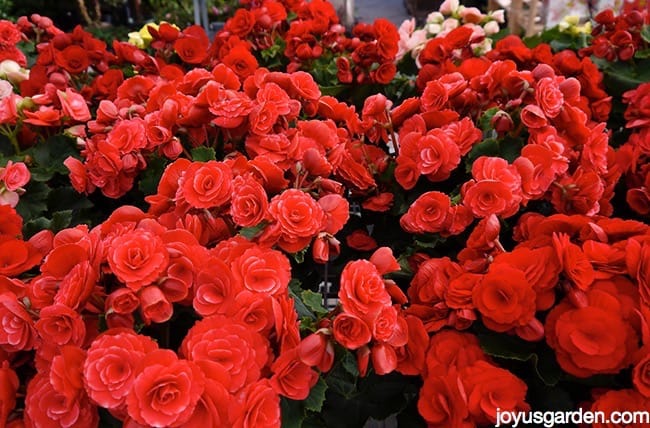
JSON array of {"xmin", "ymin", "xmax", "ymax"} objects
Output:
[
  {"xmin": 0, "ymin": 361, "xmax": 18, "ymax": 427},
  {"xmin": 425, "ymin": 330, "xmax": 487, "ymax": 375},
  {"xmin": 222, "ymin": 45, "xmax": 259, "ymax": 80},
  {"xmin": 139, "ymin": 285, "xmax": 173, "ymax": 324},
  {"xmin": 462, "ymin": 179, "xmax": 520, "ymax": 218},
  {"xmin": 460, "ymin": 361, "xmax": 529, "ymax": 425},
  {"xmin": 107, "ymin": 229, "xmax": 169, "ymax": 291},
  {"xmin": 395, "ymin": 315, "xmax": 429, "ymax": 376},
  {"xmin": 25, "ymin": 373, "xmax": 98, "ymax": 428},
  {"xmin": 546, "ymin": 302, "xmax": 637, "ymax": 378},
  {"xmin": 268, "ymin": 189, "xmax": 326, "ymax": 253},
  {"xmin": 0, "ymin": 205, "xmax": 22, "ymax": 238},
  {"xmin": 231, "ymin": 246, "xmax": 290, "ymax": 296},
  {"xmin": 472, "ymin": 264, "xmax": 536, "ymax": 332},
  {"xmin": 417, "ymin": 130, "xmax": 461, "ymax": 181},
  {"xmin": 318, "ymin": 194, "xmax": 350, "ymax": 235},
  {"xmin": 225, "ymin": 9, "xmax": 255, "ymax": 37},
  {"xmin": 126, "ymin": 349, "xmax": 205, "ymax": 427},
  {"xmin": 633, "ymin": 350, "xmax": 650, "ymax": 398},
  {"xmin": 346, "ymin": 229, "xmax": 378, "ymax": 251},
  {"xmin": 400, "ymin": 191, "xmax": 450, "ymax": 234},
  {"xmin": 0, "ymin": 292, "xmax": 36, "ymax": 352},
  {"xmin": 83, "ymin": 329, "xmax": 158, "ymax": 410},
  {"xmin": 332, "ymin": 312, "xmax": 372, "ymax": 350},
  {"xmin": 232, "ymin": 379, "xmax": 281, "ymax": 428},
  {"xmin": 180, "ymin": 315, "xmax": 269, "ymax": 393},
  {"xmin": 1, "ymin": 161, "xmax": 30, "ymax": 191},
  {"xmin": 0, "ymin": 238, "xmax": 43, "ymax": 276},
  {"xmin": 417, "ymin": 369, "xmax": 470, "ymax": 428},
  {"xmin": 49, "ymin": 345, "xmax": 86, "ymax": 400},
  {"xmin": 57, "ymin": 88, "xmax": 91, "ymax": 122},
  {"xmin": 174, "ymin": 26, "xmax": 209, "ymax": 64},
  {"xmin": 270, "ymin": 348, "xmax": 318, "ymax": 400},
  {"xmin": 182, "ymin": 372, "xmax": 232, "ymax": 428},
  {"xmin": 338, "ymin": 260, "xmax": 391, "ymax": 322},
  {"xmin": 54, "ymin": 45, "xmax": 89, "ymax": 74},
  {"xmin": 193, "ymin": 258, "xmax": 239, "ymax": 317},
  {"xmin": 230, "ymin": 175, "xmax": 269, "ymax": 228},
  {"xmin": 493, "ymin": 246, "xmax": 561, "ymax": 311},
  {"xmin": 591, "ymin": 389, "xmax": 650, "ymax": 428},
  {"xmin": 64, "ymin": 156, "xmax": 92, "ymax": 194},
  {"xmin": 181, "ymin": 161, "xmax": 233, "ymax": 209},
  {"xmin": 35, "ymin": 304, "xmax": 86, "ymax": 347},
  {"xmin": 534, "ymin": 76, "xmax": 564, "ymax": 118}
]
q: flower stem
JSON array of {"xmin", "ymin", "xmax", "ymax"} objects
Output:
[{"xmin": 0, "ymin": 124, "xmax": 21, "ymax": 155}]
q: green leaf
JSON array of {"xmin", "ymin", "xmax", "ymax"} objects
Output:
[
  {"xmin": 478, "ymin": 107, "xmax": 500, "ymax": 133},
  {"xmin": 48, "ymin": 186, "xmax": 93, "ymax": 212},
  {"xmin": 304, "ymin": 377, "xmax": 328, "ymax": 413},
  {"xmin": 414, "ymin": 234, "xmax": 446, "ymax": 249},
  {"xmin": 139, "ymin": 155, "xmax": 168, "ymax": 196},
  {"xmin": 301, "ymin": 290, "xmax": 329, "ymax": 315},
  {"xmin": 292, "ymin": 248, "xmax": 308, "ymax": 264},
  {"xmin": 324, "ymin": 348, "xmax": 359, "ymax": 399},
  {"xmin": 50, "ymin": 210, "xmax": 73, "ymax": 232},
  {"xmin": 289, "ymin": 278, "xmax": 302, "ymax": 294},
  {"xmin": 635, "ymin": 49, "xmax": 650, "ymax": 60},
  {"xmin": 341, "ymin": 349, "xmax": 359, "ymax": 378},
  {"xmin": 641, "ymin": 25, "xmax": 650, "ymax": 44},
  {"xmin": 466, "ymin": 138, "xmax": 498, "ymax": 171},
  {"xmin": 191, "ymin": 147, "xmax": 216, "ymax": 162},
  {"xmin": 23, "ymin": 217, "xmax": 52, "ymax": 238},
  {"xmin": 0, "ymin": 135, "xmax": 14, "ymax": 157},
  {"xmin": 326, "ymin": 368, "xmax": 357, "ymax": 398},
  {"xmin": 281, "ymin": 397, "xmax": 305, "ymax": 428},
  {"xmin": 478, "ymin": 332, "xmax": 562, "ymax": 386},
  {"xmin": 239, "ymin": 222, "xmax": 267, "ymax": 240},
  {"xmin": 31, "ymin": 135, "xmax": 78, "ymax": 174},
  {"xmin": 319, "ymin": 85, "xmax": 347, "ymax": 97},
  {"xmin": 16, "ymin": 181, "xmax": 50, "ymax": 222},
  {"xmin": 289, "ymin": 287, "xmax": 316, "ymax": 321}
]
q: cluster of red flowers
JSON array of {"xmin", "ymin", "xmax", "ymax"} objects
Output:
[
  {"xmin": 385, "ymin": 35, "xmax": 616, "ymax": 240},
  {"xmin": 580, "ymin": 8, "xmax": 650, "ymax": 61},
  {"xmin": 401, "ymin": 211, "xmax": 650, "ymax": 425},
  {"xmin": 0, "ymin": 161, "xmax": 30, "ymax": 207},
  {"xmin": 0, "ymin": 201, "xmax": 349, "ymax": 427},
  {"xmin": 620, "ymin": 82, "xmax": 650, "ymax": 215},
  {"xmin": 329, "ymin": 248, "xmax": 427, "ymax": 376},
  {"xmin": 0, "ymin": 19, "xmax": 27, "ymax": 66},
  {"xmin": 217, "ymin": 0, "xmax": 400, "ymax": 84},
  {"xmin": 1, "ymin": 3, "xmax": 650, "ymax": 427},
  {"xmin": 417, "ymin": 331, "xmax": 529, "ymax": 427}
]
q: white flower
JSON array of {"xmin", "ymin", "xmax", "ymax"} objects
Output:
[
  {"xmin": 472, "ymin": 38, "xmax": 493, "ymax": 56},
  {"xmin": 0, "ymin": 60, "xmax": 28, "ymax": 84},
  {"xmin": 439, "ymin": 0, "xmax": 460, "ymax": 15},
  {"xmin": 441, "ymin": 18, "xmax": 460, "ymax": 32},
  {"xmin": 483, "ymin": 20, "xmax": 501, "ymax": 36},
  {"xmin": 426, "ymin": 23, "xmax": 442, "ymax": 35},
  {"xmin": 426, "ymin": 11, "xmax": 444, "ymax": 24},
  {"xmin": 0, "ymin": 80, "xmax": 12, "ymax": 100},
  {"xmin": 490, "ymin": 10, "xmax": 506, "ymax": 24}
]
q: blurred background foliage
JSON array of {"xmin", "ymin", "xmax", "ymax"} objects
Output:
[{"xmin": 4, "ymin": 0, "xmax": 237, "ymax": 40}]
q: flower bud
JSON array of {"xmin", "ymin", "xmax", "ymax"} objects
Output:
[{"xmin": 491, "ymin": 110, "xmax": 514, "ymax": 135}]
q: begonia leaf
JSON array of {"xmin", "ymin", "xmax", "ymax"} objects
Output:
[
  {"xmin": 304, "ymin": 377, "xmax": 328, "ymax": 413},
  {"xmin": 301, "ymin": 290, "xmax": 329, "ymax": 315},
  {"xmin": 191, "ymin": 146, "xmax": 216, "ymax": 162},
  {"xmin": 281, "ymin": 397, "xmax": 305, "ymax": 428}
]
